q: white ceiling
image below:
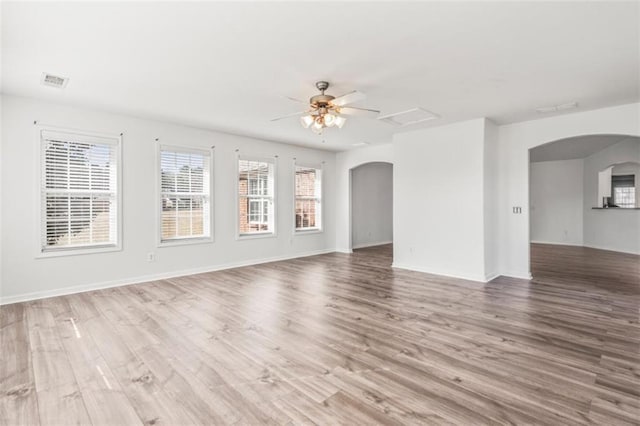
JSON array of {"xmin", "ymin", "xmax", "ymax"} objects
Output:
[
  {"xmin": 530, "ymin": 135, "xmax": 639, "ymax": 163},
  {"xmin": 2, "ymin": 2, "xmax": 639, "ymax": 151}
]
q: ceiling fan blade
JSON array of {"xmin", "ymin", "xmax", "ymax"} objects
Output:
[
  {"xmin": 331, "ymin": 90, "xmax": 366, "ymax": 107},
  {"xmin": 338, "ymin": 106, "xmax": 380, "ymax": 118},
  {"xmin": 270, "ymin": 111, "xmax": 305, "ymax": 121}
]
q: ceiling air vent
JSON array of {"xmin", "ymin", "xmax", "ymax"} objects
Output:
[
  {"xmin": 41, "ymin": 73, "xmax": 69, "ymax": 88},
  {"xmin": 535, "ymin": 102, "xmax": 578, "ymax": 113},
  {"xmin": 378, "ymin": 107, "xmax": 439, "ymax": 127}
]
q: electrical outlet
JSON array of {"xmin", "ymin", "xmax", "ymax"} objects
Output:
[{"xmin": 147, "ymin": 252, "xmax": 156, "ymax": 262}]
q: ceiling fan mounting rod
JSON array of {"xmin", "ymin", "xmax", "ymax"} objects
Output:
[{"xmin": 315, "ymin": 81, "xmax": 330, "ymax": 94}]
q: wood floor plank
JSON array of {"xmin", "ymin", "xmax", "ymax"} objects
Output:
[
  {"xmin": 0, "ymin": 304, "xmax": 39, "ymax": 426},
  {"xmin": 25, "ymin": 300, "xmax": 91, "ymax": 425},
  {"xmin": 64, "ymin": 292, "xmax": 205, "ymax": 426},
  {"xmin": 47, "ymin": 297, "xmax": 143, "ymax": 426},
  {"xmin": 1, "ymin": 243, "xmax": 638, "ymax": 425}
]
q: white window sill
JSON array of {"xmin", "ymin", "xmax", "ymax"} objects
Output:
[
  {"xmin": 295, "ymin": 228, "xmax": 323, "ymax": 235},
  {"xmin": 37, "ymin": 244, "xmax": 122, "ymax": 259},
  {"xmin": 158, "ymin": 237, "xmax": 213, "ymax": 248},
  {"xmin": 237, "ymin": 232, "xmax": 277, "ymax": 241}
]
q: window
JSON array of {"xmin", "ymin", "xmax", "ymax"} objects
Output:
[
  {"xmin": 238, "ymin": 158, "xmax": 275, "ymax": 235},
  {"xmin": 40, "ymin": 129, "xmax": 120, "ymax": 253},
  {"xmin": 611, "ymin": 174, "xmax": 636, "ymax": 208},
  {"xmin": 160, "ymin": 147, "xmax": 211, "ymax": 242},
  {"xmin": 295, "ymin": 165, "xmax": 322, "ymax": 231},
  {"xmin": 248, "ymin": 199, "xmax": 269, "ymax": 224}
]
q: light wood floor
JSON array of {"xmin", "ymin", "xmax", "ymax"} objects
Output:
[{"xmin": 2, "ymin": 244, "xmax": 639, "ymax": 425}]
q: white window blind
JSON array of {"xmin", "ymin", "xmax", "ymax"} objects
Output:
[
  {"xmin": 295, "ymin": 165, "xmax": 322, "ymax": 230},
  {"xmin": 238, "ymin": 157, "xmax": 275, "ymax": 235},
  {"xmin": 160, "ymin": 147, "xmax": 211, "ymax": 242},
  {"xmin": 612, "ymin": 174, "xmax": 636, "ymax": 208},
  {"xmin": 41, "ymin": 130, "xmax": 119, "ymax": 252}
]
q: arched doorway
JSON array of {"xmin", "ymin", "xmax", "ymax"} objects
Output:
[
  {"xmin": 349, "ymin": 162, "xmax": 393, "ymax": 252},
  {"xmin": 528, "ymin": 134, "xmax": 639, "ymax": 278}
]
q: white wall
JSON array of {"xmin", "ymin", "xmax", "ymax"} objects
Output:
[
  {"xmin": 483, "ymin": 120, "xmax": 500, "ymax": 280},
  {"xmin": 335, "ymin": 143, "xmax": 393, "ymax": 252},
  {"xmin": 351, "ymin": 162, "xmax": 393, "ymax": 248},
  {"xmin": 583, "ymin": 138, "xmax": 640, "ymax": 254},
  {"xmin": 393, "ymin": 118, "xmax": 489, "ymax": 282},
  {"xmin": 498, "ymin": 103, "xmax": 640, "ymax": 278},
  {"xmin": 0, "ymin": 95, "xmax": 337, "ymax": 304},
  {"xmin": 0, "ymin": 94, "xmax": 3, "ymax": 296},
  {"xmin": 530, "ymin": 159, "xmax": 584, "ymax": 245}
]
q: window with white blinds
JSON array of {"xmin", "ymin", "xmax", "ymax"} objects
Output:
[
  {"xmin": 160, "ymin": 147, "xmax": 211, "ymax": 242},
  {"xmin": 40, "ymin": 130, "xmax": 120, "ymax": 252},
  {"xmin": 295, "ymin": 165, "xmax": 322, "ymax": 231},
  {"xmin": 611, "ymin": 174, "xmax": 636, "ymax": 208},
  {"xmin": 238, "ymin": 157, "xmax": 275, "ymax": 235}
]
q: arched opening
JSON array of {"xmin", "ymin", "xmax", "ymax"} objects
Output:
[
  {"xmin": 349, "ymin": 162, "xmax": 393, "ymax": 255},
  {"xmin": 528, "ymin": 134, "xmax": 639, "ymax": 280}
]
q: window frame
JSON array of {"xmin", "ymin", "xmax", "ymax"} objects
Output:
[
  {"xmin": 611, "ymin": 174, "xmax": 636, "ymax": 208},
  {"xmin": 36, "ymin": 125, "xmax": 123, "ymax": 258},
  {"xmin": 236, "ymin": 154, "xmax": 277, "ymax": 240},
  {"xmin": 248, "ymin": 198, "xmax": 269, "ymax": 225},
  {"xmin": 156, "ymin": 144, "xmax": 214, "ymax": 247},
  {"xmin": 293, "ymin": 162, "xmax": 323, "ymax": 235}
]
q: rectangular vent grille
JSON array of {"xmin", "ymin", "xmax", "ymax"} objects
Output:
[
  {"xmin": 378, "ymin": 107, "xmax": 439, "ymax": 127},
  {"xmin": 535, "ymin": 102, "xmax": 578, "ymax": 114},
  {"xmin": 41, "ymin": 73, "xmax": 69, "ymax": 88}
]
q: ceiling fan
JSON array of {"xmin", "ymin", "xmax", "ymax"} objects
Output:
[{"xmin": 271, "ymin": 81, "xmax": 380, "ymax": 134}]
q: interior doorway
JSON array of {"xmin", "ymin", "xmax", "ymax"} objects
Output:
[
  {"xmin": 528, "ymin": 134, "xmax": 640, "ymax": 278},
  {"xmin": 350, "ymin": 162, "xmax": 393, "ymax": 251}
]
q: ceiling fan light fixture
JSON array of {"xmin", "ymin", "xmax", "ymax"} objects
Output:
[
  {"xmin": 272, "ymin": 81, "xmax": 376, "ymax": 135},
  {"xmin": 311, "ymin": 123, "xmax": 323, "ymax": 135},
  {"xmin": 300, "ymin": 114, "xmax": 314, "ymax": 128},
  {"xmin": 324, "ymin": 113, "xmax": 336, "ymax": 127}
]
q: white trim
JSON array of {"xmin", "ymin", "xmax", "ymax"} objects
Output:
[
  {"xmin": 293, "ymin": 161, "xmax": 324, "ymax": 234},
  {"xmin": 531, "ymin": 241, "xmax": 640, "ymax": 255},
  {"xmin": 484, "ymin": 271, "xmax": 500, "ymax": 282},
  {"xmin": 157, "ymin": 237, "xmax": 213, "ymax": 248},
  {"xmin": 583, "ymin": 243, "xmax": 640, "ymax": 255},
  {"xmin": 294, "ymin": 160, "xmax": 323, "ymax": 170},
  {"xmin": 235, "ymin": 154, "xmax": 278, "ymax": 240},
  {"xmin": 42, "ymin": 130, "xmax": 118, "ymax": 146},
  {"xmin": 35, "ymin": 124, "xmax": 123, "ymax": 258},
  {"xmin": 36, "ymin": 245, "xmax": 121, "ymax": 259},
  {"xmin": 295, "ymin": 229, "xmax": 323, "ymax": 236},
  {"xmin": 1, "ymin": 248, "xmax": 336, "ymax": 306},
  {"xmin": 391, "ymin": 262, "xmax": 489, "ymax": 283},
  {"xmin": 352, "ymin": 240, "xmax": 393, "ymax": 249},
  {"xmin": 158, "ymin": 144, "xmax": 210, "ymax": 156},
  {"xmin": 156, "ymin": 143, "xmax": 214, "ymax": 247},
  {"xmin": 335, "ymin": 248, "xmax": 353, "ymax": 254},
  {"xmin": 530, "ymin": 240, "xmax": 584, "ymax": 247},
  {"xmin": 501, "ymin": 271, "xmax": 533, "ymax": 280},
  {"xmin": 236, "ymin": 232, "xmax": 277, "ymax": 240}
]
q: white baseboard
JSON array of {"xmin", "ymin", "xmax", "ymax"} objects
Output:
[
  {"xmin": 500, "ymin": 271, "xmax": 533, "ymax": 280},
  {"xmin": 532, "ymin": 240, "xmax": 639, "ymax": 255},
  {"xmin": 583, "ymin": 244, "xmax": 640, "ymax": 255},
  {"xmin": 530, "ymin": 240, "xmax": 583, "ymax": 247},
  {"xmin": 352, "ymin": 240, "xmax": 393, "ymax": 249},
  {"xmin": 335, "ymin": 248, "xmax": 353, "ymax": 254},
  {"xmin": 0, "ymin": 248, "xmax": 336, "ymax": 306},
  {"xmin": 484, "ymin": 271, "xmax": 501, "ymax": 282},
  {"xmin": 391, "ymin": 262, "xmax": 489, "ymax": 283}
]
